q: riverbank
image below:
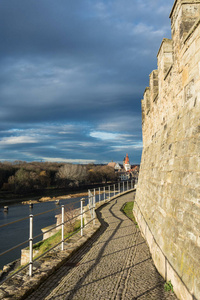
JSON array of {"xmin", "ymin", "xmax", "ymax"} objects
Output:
[
  {"xmin": 21, "ymin": 191, "xmax": 89, "ymax": 205},
  {"xmin": 0, "ymin": 191, "xmax": 86, "ymax": 207}
]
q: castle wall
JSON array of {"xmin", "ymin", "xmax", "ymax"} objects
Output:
[{"xmin": 134, "ymin": 1, "xmax": 200, "ymax": 299}]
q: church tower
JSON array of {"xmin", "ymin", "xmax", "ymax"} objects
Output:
[{"xmin": 123, "ymin": 153, "xmax": 131, "ymax": 171}]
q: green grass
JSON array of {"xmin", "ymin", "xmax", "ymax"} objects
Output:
[
  {"xmin": 122, "ymin": 201, "xmax": 138, "ymax": 227},
  {"xmin": 32, "ymin": 219, "xmax": 81, "ymax": 255},
  {"xmin": 164, "ymin": 280, "xmax": 174, "ymax": 293}
]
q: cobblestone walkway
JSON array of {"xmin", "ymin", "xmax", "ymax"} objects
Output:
[{"xmin": 26, "ymin": 192, "xmax": 176, "ymax": 300}]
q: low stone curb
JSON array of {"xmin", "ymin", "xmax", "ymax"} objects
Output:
[{"xmin": 0, "ymin": 189, "xmax": 135, "ymax": 300}]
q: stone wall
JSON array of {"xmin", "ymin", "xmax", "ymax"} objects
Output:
[{"xmin": 134, "ymin": 1, "xmax": 200, "ymax": 300}]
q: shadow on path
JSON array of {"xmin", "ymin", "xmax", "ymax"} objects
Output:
[
  {"xmin": 26, "ymin": 204, "xmax": 109, "ymax": 299},
  {"xmin": 54, "ymin": 199, "xmax": 124, "ymax": 300}
]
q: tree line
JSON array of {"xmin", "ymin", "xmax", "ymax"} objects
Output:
[{"xmin": 0, "ymin": 161, "xmax": 118, "ymax": 194}]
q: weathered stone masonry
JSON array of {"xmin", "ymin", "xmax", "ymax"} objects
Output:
[{"xmin": 134, "ymin": 1, "xmax": 200, "ymax": 300}]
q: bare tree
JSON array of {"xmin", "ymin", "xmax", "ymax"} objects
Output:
[
  {"xmin": 56, "ymin": 164, "xmax": 87, "ymax": 187},
  {"xmin": 64, "ymin": 204, "xmax": 78, "ymax": 233}
]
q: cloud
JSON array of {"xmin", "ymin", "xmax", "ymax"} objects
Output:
[
  {"xmin": 40, "ymin": 157, "xmax": 95, "ymax": 164},
  {"xmin": 112, "ymin": 142, "xmax": 143, "ymax": 151},
  {"xmin": 97, "ymin": 115, "xmax": 142, "ymax": 134},
  {"xmin": 90, "ymin": 131, "xmax": 118, "ymax": 140},
  {"xmin": 0, "ymin": 0, "xmax": 175, "ymax": 164},
  {"xmin": 0, "ymin": 136, "xmax": 38, "ymax": 145}
]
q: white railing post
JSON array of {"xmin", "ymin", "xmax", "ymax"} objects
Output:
[
  {"xmin": 123, "ymin": 181, "xmax": 124, "ymax": 192},
  {"xmin": 93, "ymin": 190, "xmax": 95, "ymax": 225},
  {"xmin": 81, "ymin": 198, "xmax": 85, "ymax": 236},
  {"xmin": 104, "ymin": 186, "xmax": 106, "ymax": 202},
  {"xmin": 99, "ymin": 187, "xmax": 101, "ymax": 203},
  {"xmin": 131, "ymin": 179, "xmax": 133, "ymax": 189},
  {"xmin": 29, "ymin": 214, "xmax": 33, "ymax": 277},
  {"xmin": 109, "ymin": 185, "xmax": 110, "ymax": 199},
  {"xmin": 127, "ymin": 180, "xmax": 128, "ymax": 191},
  {"xmin": 118, "ymin": 182, "xmax": 120, "ymax": 194},
  {"xmin": 88, "ymin": 189, "xmax": 92, "ymax": 218},
  {"xmin": 61, "ymin": 205, "xmax": 64, "ymax": 250},
  {"xmin": 88, "ymin": 189, "xmax": 90, "ymax": 209},
  {"xmin": 114, "ymin": 184, "xmax": 115, "ymax": 196}
]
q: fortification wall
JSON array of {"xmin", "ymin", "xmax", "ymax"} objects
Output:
[{"xmin": 134, "ymin": 1, "xmax": 200, "ymax": 299}]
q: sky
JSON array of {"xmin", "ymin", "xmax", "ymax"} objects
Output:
[{"xmin": 0, "ymin": 0, "xmax": 174, "ymax": 165}]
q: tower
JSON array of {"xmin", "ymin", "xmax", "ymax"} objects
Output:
[{"xmin": 123, "ymin": 153, "xmax": 131, "ymax": 171}]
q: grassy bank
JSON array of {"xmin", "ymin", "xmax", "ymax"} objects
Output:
[
  {"xmin": 33, "ymin": 219, "xmax": 81, "ymax": 256},
  {"xmin": 8, "ymin": 219, "xmax": 81, "ymax": 276},
  {"xmin": 122, "ymin": 201, "xmax": 138, "ymax": 227}
]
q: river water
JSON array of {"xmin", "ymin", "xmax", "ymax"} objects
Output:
[{"xmin": 0, "ymin": 195, "xmax": 90, "ymax": 270}]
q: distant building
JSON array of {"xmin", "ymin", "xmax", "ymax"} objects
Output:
[
  {"xmin": 107, "ymin": 155, "xmax": 134, "ymax": 181},
  {"xmin": 123, "ymin": 154, "xmax": 131, "ymax": 172},
  {"xmin": 107, "ymin": 161, "xmax": 121, "ymax": 171},
  {"xmin": 129, "ymin": 165, "xmax": 140, "ymax": 180},
  {"xmin": 119, "ymin": 171, "xmax": 130, "ymax": 181}
]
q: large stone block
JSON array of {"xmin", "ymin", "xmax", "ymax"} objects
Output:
[
  {"xmin": 166, "ymin": 261, "xmax": 193, "ymax": 300},
  {"xmin": 151, "ymin": 238, "xmax": 166, "ymax": 280}
]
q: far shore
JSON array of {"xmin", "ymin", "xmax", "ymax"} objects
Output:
[
  {"xmin": 0, "ymin": 188, "xmax": 90, "ymax": 207},
  {"xmin": 21, "ymin": 191, "xmax": 89, "ymax": 205}
]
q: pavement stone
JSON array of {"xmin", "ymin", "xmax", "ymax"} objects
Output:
[{"xmin": 25, "ymin": 192, "xmax": 177, "ymax": 300}]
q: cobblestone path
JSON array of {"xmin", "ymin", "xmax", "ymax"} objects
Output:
[{"xmin": 26, "ymin": 192, "xmax": 176, "ymax": 300}]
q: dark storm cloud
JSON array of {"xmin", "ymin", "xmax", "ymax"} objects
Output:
[{"xmin": 0, "ymin": 0, "xmax": 174, "ymax": 163}]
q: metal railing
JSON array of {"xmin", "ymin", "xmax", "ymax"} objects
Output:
[{"xmin": 0, "ymin": 179, "xmax": 135, "ymax": 283}]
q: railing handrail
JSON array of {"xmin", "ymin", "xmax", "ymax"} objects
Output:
[{"xmin": 0, "ymin": 179, "xmax": 136, "ymax": 284}]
